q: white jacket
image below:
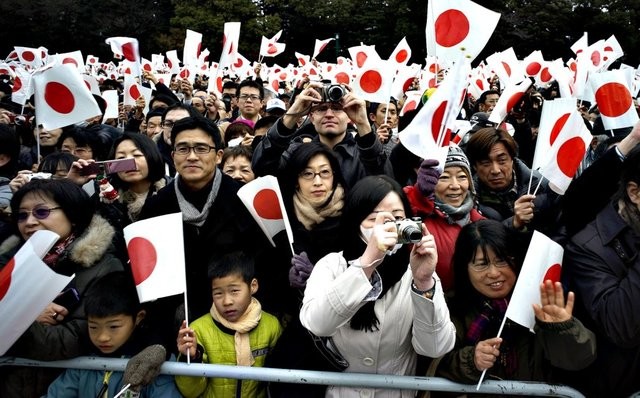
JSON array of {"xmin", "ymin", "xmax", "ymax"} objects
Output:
[{"xmin": 300, "ymin": 252, "xmax": 456, "ymax": 398}]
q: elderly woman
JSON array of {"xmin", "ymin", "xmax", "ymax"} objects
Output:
[
  {"xmin": 300, "ymin": 175, "xmax": 455, "ymax": 398},
  {"xmin": 0, "ymin": 179, "xmax": 124, "ymax": 397},
  {"xmin": 403, "ymin": 144, "xmax": 484, "ymax": 292}
]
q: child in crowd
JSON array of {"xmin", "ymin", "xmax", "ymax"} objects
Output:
[
  {"xmin": 45, "ymin": 272, "xmax": 181, "ymax": 398},
  {"xmin": 176, "ymin": 251, "xmax": 282, "ymax": 398}
]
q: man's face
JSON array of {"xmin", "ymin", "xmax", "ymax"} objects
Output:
[
  {"xmin": 146, "ymin": 116, "xmax": 163, "ymax": 138},
  {"xmin": 370, "ymin": 103, "xmax": 398, "ymax": 127},
  {"xmin": 309, "ymin": 103, "xmax": 349, "ymax": 140},
  {"xmin": 237, "ymin": 87, "xmax": 263, "ymax": 119},
  {"xmin": 172, "ymin": 128, "xmax": 220, "ymax": 191},
  {"xmin": 162, "ymin": 109, "xmax": 191, "ymax": 145},
  {"xmin": 479, "ymin": 94, "xmax": 500, "ymax": 113},
  {"xmin": 192, "ymin": 91, "xmax": 208, "ymax": 115},
  {"xmin": 473, "ymin": 142, "xmax": 514, "ymax": 191}
]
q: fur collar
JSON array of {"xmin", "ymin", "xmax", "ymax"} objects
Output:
[{"xmin": 0, "ymin": 215, "xmax": 116, "ymax": 268}]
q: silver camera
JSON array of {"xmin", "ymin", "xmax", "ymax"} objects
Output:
[
  {"xmin": 24, "ymin": 172, "xmax": 52, "ymax": 182},
  {"xmin": 320, "ymin": 84, "xmax": 346, "ymax": 103},
  {"xmin": 394, "ymin": 217, "xmax": 423, "ymax": 244}
]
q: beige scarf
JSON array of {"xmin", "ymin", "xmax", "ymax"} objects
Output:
[
  {"xmin": 293, "ymin": 185, "xmax": 345, "ymax": 230},
  {"xmin": 210, "ymin": 297, "xmax": 262, "ymax": 366}
]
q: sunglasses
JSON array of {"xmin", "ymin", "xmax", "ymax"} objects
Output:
[{"xmin": 17, "ymin": 206, "xmax": 62, "ymax": 223}]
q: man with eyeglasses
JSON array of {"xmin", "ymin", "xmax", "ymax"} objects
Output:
[
  {"xmin": 252, "ymin": 82, "xmax": 392, "ymax": 188},
  {"xmin": 234, "ymin": 79, "xmax": 263, "ymax": 124},
  {"xmin": 139, "ymin": 115, "xmax": 269, "ymax": 349},
  {"xmin": 157, "ymin": 103, "xmax": 198, "ymax": 178}
]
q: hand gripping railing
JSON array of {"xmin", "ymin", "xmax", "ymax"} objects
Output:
[{"xmin": 0, "ymin": 356, "xmax": 585, "ymax": 397}]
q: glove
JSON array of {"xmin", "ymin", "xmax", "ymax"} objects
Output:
[
  {"xmin": 122, "ymin": 344, "xmax": 166, "ymax": 391},
  {"xmin": 289, "ymin": 252, "xmax": 314, "ymax": 289},
  {"xmin": 416, "ymin": 159, "xmax": 440, "ymax": 199}
]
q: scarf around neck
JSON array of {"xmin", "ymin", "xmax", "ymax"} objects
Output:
[
  {"xmin": 210, "ymin": 297, "xmax": 262, "ymax": 366},
  {"xmin": 435, "ymin": 192, "xmax": 474, "ymax": 226},
  {"xmin": 174, "ymin": 170, "xmax": 221, "ymax": 227},
  {"xmin": 293, "ymin": 184, "xmax": 345, "ymax": 230}
]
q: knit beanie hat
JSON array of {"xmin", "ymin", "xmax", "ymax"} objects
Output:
[{"xmin": 446, "ymin": 144, "xmax": 475, "ymax": 194}]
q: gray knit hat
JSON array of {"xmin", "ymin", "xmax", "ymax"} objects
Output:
[{"xmin": 445, "ymin": 144, "xmax": 475, "ymax": 194}]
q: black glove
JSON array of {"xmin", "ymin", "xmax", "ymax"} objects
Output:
[
  {"xmin": 416, "ymin": 159, "xmax": 440, "ymax": 199},
  {"xmin": 289, "ymin": 252, "xmax": 314, "ymax": 289},
  {"xmin": 122, "ymin": 344, "xmax": 166, "ymax": 391}
]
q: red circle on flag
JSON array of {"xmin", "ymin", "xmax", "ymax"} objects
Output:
[
  {"xmin": 428, "ymin": 78, "xmax": 437, "ymax": 88},
  {"xmin": 360, "ymin": 70, "xmax": 382, "ymax": 93},
  {"xmin": 279, "ymin": 72, "xmax": 287, "ymax": 80},
  {"xmin": 125, "ymin": 67, "xmax": 132, "ymax": 74},
  {"xmin": 596, "ymin": 82, "xmax": 632, "ymax": 117},
  {"xmin": 431, "ymin": 100, "xmax": 448, "ymax": 142},
  {"xmin": 89, "ymin": 57, "xmax": 96, "ymax": 64},
  {"xmin": 591, "ymin": 50, "xmax": 601, "ymax": 67},
  {"xmin": 395, "ymin": 50, "xmax": 409, "ymax": 64},
  {"xmin": 543, "ymin": 263, "xmax": 562, "ymax": 283},
  {"xmin": 0, "ymin": 258, "xmax": 15, "ymax": 300},
  {"xmin": 128, "ymin": 237, "xmax": 157, "ymax": 284},
  {"xmin": 45, "ymin": 82, "xmax": 75, "ymax": 114},
  {"xmin": 268, "ymin": 44, "xmax": 278, "ymax": 55},
  {"xmin": 63, "ymin": 57, "xmax": 78, "ymax": 67},
  {"xmin": 253, "ymin": 189, "xmax": 282, "ymax": 220},
  {"xmin": 356, "ymin": 52, "xmax": 368, "ymax": 68},
  {"xmin": 526, "ymin": 62, "xmax": 541, "ymax": 76},
  {"xmin": 12, "ymin": 77, "xmax": 22, "ymax": 93},
  {"xmin": 429, "ymin": 64, "xmax": 438, "ymax": 73},
  {"xmin": 130, "ymin": 85, "xmax": 141, "ymax": 100},
  {"xmin": 335, "ymin": 72, "xmax": 350, "ymax": 85},
  {"xmin": 475, "ymin": 79, "xmax": 485, "ymax": 91},
  {"xmin": 402, "ymin": 78, "xmax": 414, "ymax": 93},
  {"xmin": 143, "ymin": 63, "xmax": 152, "ymax": 72},
  {"xmin": 234, "ymin": 58, "xmax": 243, "ymax": 68},
  {"xmin": 434, "ymin": 9, "xmax": 470, "ymax": 48},
  {"xmin": 216, "ymin": 76, "xmax": 223, "ymax": 93},
  {"xmin": 122, "ymin": 42, "xmax": 137, "ymax": 62},
  {"xmin": 557, "ymin": 137, "xmax": 586, "ymax": 177},
  {"xmin": 506, "ymin": 92, "xmax": 525, "ymax": 114},
  {"xmin": 540, "ymin": 67, "xmax": 552, "ymax": 83},
  {"xmin": 569, "ymin": 62, "xmax": 577, "ymax": 72},
  {"xmin": 22, "ymin": 51, "xmax": 35, "ymax": 62},
  {"xmin": 8, "ymin": 51, "xmax": 17, "ymax": 60},
  {"xmin": 298, "ymin": 57, "xmax": 306, "ymax": 66},
  {"xmin": 501, "ymin": 61, "xmax": 512, "ymax": 77},
  {"xmin": 549, "ymin": 113, "xmax": 571, "ymax": 146},
  {"xmin": 326, "ymin": 65, "xmax": 333, "ymax": 72},
  {"xmin": 168, "ymin": 59, "xmax": 173, "ymax": 69},
  {"xmin": 403, "ymin": 99, "xmax": 418, "ymax": 113},
  {"xmin": 180, "ymin": 69, "xmax": 190, "ymax": 79},
  {"xmin": 84, "ymin": 81, "xmax": 91, "ymax": 91},
  {"xmin": 309, "ymin": 68, "xmax": 318, "ymax": 76},
  {"xmin": 271, "ymin": 80, "xmax": 279, "ymax": 92}
]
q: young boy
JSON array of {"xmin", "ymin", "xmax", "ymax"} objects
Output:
[
  {"xmin": 176, "ymin": 251, "xmax": 282, "ymax": 398},
  {"xmin": 45, "ymin": 272, "xmax": 181, "ymax": 398}
]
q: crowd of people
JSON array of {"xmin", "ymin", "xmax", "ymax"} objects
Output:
[{"xmin": 0, "ymin": 59, "xmax": 639, "ymax": 398}]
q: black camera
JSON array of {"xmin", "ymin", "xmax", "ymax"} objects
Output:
[
  {"xmin": 319, "ymin": 84, "xmax": 346, "ymax": 103},
  {"xmin": 221, "ymin": 94, "xmax": 232, "ymax": 112},
  {"xmin": 394, "ymin": 217, "xmax": 423, "ymax": 244}
]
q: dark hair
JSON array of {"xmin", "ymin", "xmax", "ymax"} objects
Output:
[
  {"xmin": 145, "ymin": 107, "xmax": 165, "ymax": 122},
  {"xmin": 223, "ymin": 121, "xmax": 254, "ymax": 147},
  {"xmin": 220, "ymin": 145, "xmax": 253, "ymax": 169},
  {"xmin": 161, "ymin": 103, "xmax": 198, "ymax": 123},
  {"xmin": 465, "ymin": 127, "xmax": 518, "ymax": 166},
  {"xmin": 10, "ymin": 179, "xmax": 95, "ymax": 236},
  {"xmin": 451, "ymin": 220, "xmax": 523, "ymax": 306},
  {"xmin": 222, "ymin": 81, "xmax": 239, "ymax": 91},
  {"xmin": 368, "ymin": 98, "xmax": 398, "ymax": 116},
  {"xmin": 282, "ymin": 142, "xmax": 344, "ymax": 199},
  {"xmin": 473, "ymin": 89, "xmax": 501, "ymax": 113},
  {"xmin": 38, "ymin": 152, "xmax": 77, "ymax": 175},
  {"xmin": 170, "ymin": 115, "xmax": 223, "ymax": 149},
  {"xmin": 149, "ymin": 94, "xmax": 178, "ymax": 110},
  {"xmin": 0, "ymin": 124, "xmax": 20, "ymax": 178},
  {"xmin": 208, "ymin": 251, "xmax": 255, "ymax": 284},
  {"xmin": 237, "ymin": 79, "xmax": 264, "ymax": 100},
  {"xmin": 615, "ymin": 146, "xmax": 640, "ymax": 203},
  {"xmin": 84, "ymin": 271, "xmax": 140, "ymax": 318},
  {"xmin": 108, "ymin": 132, "xmax": 165, "ymax": 189},
  {"xmin": 58, "ymin": 126, "xmax": 114, "ymax": 161},
  {"xmin": 253, "ymin": 115, "xmax": 278, "ymax": 133}
]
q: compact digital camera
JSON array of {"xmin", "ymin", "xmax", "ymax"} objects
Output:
[
  {"xmin": 320, "ymin": 84, "xmax": 346, "ymax": 103},
  {"xmin": 394, "ymin": 217, "xmax": 423, "ymax": 244}
]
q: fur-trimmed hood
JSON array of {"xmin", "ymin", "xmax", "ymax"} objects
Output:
[{"xmin": 0, "ymin": 214, "xmax": 116, "ymax": 268}]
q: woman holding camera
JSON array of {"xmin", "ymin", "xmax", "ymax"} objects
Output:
[
  {"xmin": 0, "ymin": 179, "xmax": 124, "ymax": 397},
  {"xmin": 403, "ymin": 144, "xmax": 484, "ymax": 292},
  {"xmin": 299, "ymin": 175, "xmax": 455, "ymax": 398}
]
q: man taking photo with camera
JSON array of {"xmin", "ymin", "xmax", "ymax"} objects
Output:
[{"xmin": 252, "ymin": 82, "xmax": 392, "ymax": 188}]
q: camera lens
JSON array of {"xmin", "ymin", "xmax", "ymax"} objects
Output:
[{"xmin": 326, "ymin": 85, "xmax": 345, "ymax": 102}]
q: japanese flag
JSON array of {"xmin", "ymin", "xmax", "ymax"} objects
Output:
[
  {"xmin": 533, "ymin": 98, "xmax": 577, "ymax": 170},
  {"xmin": 219, "ymin": 22, "xmax": 241, "ymax": 70},
  {"xmin": 123, "ymin": 74, "xmax": 152, "ymax": 114},
  {"xmin": 489, "ymin": 77, "xmax": 532, "ymax": 124},
  {"xmin": 86, "ymin": 54, "xmax": 100, "ymax": 67},
  {"xmin": 505, "ymin": 230, "xmax": 563, "ymax": 332},
  {"xmin": 0, "ymin": 230, "xmax": 74, "ymax": 355},
  {"xmin": 183, "ymin": 29, "xmax": 202, "ymax": 67},
  {"xmin": 11, "ymin": 66, "xmax": 33, "ymax": 106},
  {"xmin": 124, "ymin": 213, "xmax": 186, "ymax": 303},
  {"xmin": 485, "ymin": 47, "xmax": 525, "ymax": 87},
  {"xmin": 82, "ymin": 74, "xmax": 101, "ymax": 96},
  {"xmin": 105, "ymin": 37, "xmax": 140, "ymax": 64},
  {"xmin": 589, "ymin": 68, "xmax": 639, "ymax": 130},
  {"xmin": 426, "ymin": 0, "xmax": 500, "ymax": 62},
  {"xmin": 141, "ymin": 57, "xmax": 154, "ymax": 73},
  {"xmin": 166, "ymin": 50, "xmax": 181, "ymax": 74},
  {"xmin": 295, "ymin": 52, "xmax": 310, "ymax": 67},
  {"xmin": 352, "ymin": 59, "xmax": 394, "ymax": 104},
  {"xmin": 389, "ymin": 37, "xmax": 412, "ymax": 67},
  {"xmin": 56, "ymin": 51, "xmax": 85, "ymax": 73},
  {"xmin": 348, "ymin": 44, "xmax": 380, "ymax": 69},
  {"xmin": 312, "ymin": 37, "xmax": 335, "ymax": 60},
  {"xmin": 399, "ymin": 90, "xmax": 422, "ymax": 117},
  {"xmin": 571, "ymin": 32, "xmax": 588, "ymax": 56},
  {"xmin": 467, "ymin": 64, "xmax": 490, "ymax": 100},
  {"xmin": 33, "ymin": 63, "xmax": 101, "ymax": 130},
  {"xmin": 522, "ymin": 50, "xmax": 552, "ymax": 87},
  {"xmin": 237, "ymin": 175, "xmax": 294, "ymax": 251},
  {"xmin": 538, "ymin": 110, "xmax": 592, "ymax": 194},
  {"xmin": 602, "ymin": 35, "xmax": 624, "ymax": 70},
  {"xmin": 260, "ymin": 31, "xmax": 286, "ymax": 58},
  {"xmin": 14, "ymin": 46, "xmax": 43, "ymax": 68},
  {"xmin": 392, "ymin": 64, "xmax": 421, "ymax": 100},
  {"xmin": 101, "ymin": 90, "xmax": 119, "ymax": 123}
]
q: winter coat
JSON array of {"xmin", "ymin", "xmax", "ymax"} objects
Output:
[
  {"xmin": 175, "ymin": 311, "xmax": 282, "ymax": 398},
  {"xmin": 300, "ymin": 252, "xmax": 456, "ymax": 398},
  {"xmin": 252, "ymin": 119, "xmax": 393, "ymax": 189},
  {"xmin": 0, "ymin": 214, "xmax": 124, "ymax": 398},
  {"xmin": 564, "ymin": 201, "xmax": 640, "ymax": 396}
]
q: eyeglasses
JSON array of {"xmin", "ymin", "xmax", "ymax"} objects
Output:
[
  {"xmin": 17, "ymin": 206, "xmax": 62, "ymax": 223},
  {"xmin": 238, "ymin": 94, "xmax": 261, "ymax": 102},
  {"xmin": 299, "ymin": 169, "xmax": 333, "ymax": 180},
  {"xmin": 161, "ymin": 120, "xmax": 176, "ymax": 129},
  {"xmin": 469, "ymin": 258, "xmax": 510, "ymax": 272},
  {"xmin": 311, "ymin": 103, "xmax": 344, "ymax": 114},
  {"xmin": 173, "ymin": 144, "xmax": 216, "ymax": 156}
]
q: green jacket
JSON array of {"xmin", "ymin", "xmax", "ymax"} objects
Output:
[{"xmin": 175, "ymin": 311, "xmax": 282, "ymax": 398}]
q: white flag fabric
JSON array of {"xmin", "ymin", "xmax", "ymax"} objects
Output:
[
  {"xmin": 124, "ymin": 213, "xmax": 186, "ymax": 303},
  {"xmin": 14, "ymin": 46, "xmax": 44, "ymax": 69},
  {"xmin": 183, "ymin": 29, "xmax": 202, "ymax": 67},
  {"xmin": 533, "ymin": 98, "xmax": 578, "ymax": 170},
  {"xmin": 101, "ymin": 90, "xmax": 119, "ymax": 123},
  {"xmin": 389, "ymin": 37, "xmax": 412, "ymax": 67},
  {"xmin": 312, "ymin": 38, "xmax": 335, "ymax": 59},
  {"xmin": 237, "ymin": 175, "xmax": 294, "ymax": 249},
  {"xmin": 105, "ymin": 37, "xmax": 140, "ymax": 63},
  {"xmin": 11, "ymin": 66, "xmax": 33, "ymax": 106},
  {"xmin": 166, "ymin": 50, "xmax": 181, "ymax": 74},
  {"xmin": 485, "ymin": 47, "xmax": 525, "ymax": 87},
  {"xmin": 0, "ymin": 230, "xmax": 74, "ymax": 355},
  {"xmin": 56, "ymin": 50, "xmax": 85, "ymax": 73},
  {"xmin": 352, "ymin": 59, "xmax": 394, "ymax": 104},
  {"xmin": 505, "ymin": 231, "xmax": 563, "ymax": 332},
  {"xmin": 488, "ymin": 78, "xmax": 532, "ymax": 124},
  {"xmin": 219, "ymin": 22, "xmax": 241, "ymax": 70},
  {"xmin": 33, "ymin": 63, "xmax": 101, "ymax": 130},
  {"xmin": 348, "ymin": 44, "xmax": 380, "ymax": 69},
  {"xmin": 589, "ymin": 69, "xmax": 639, "ymax": 130},
  {"xmin": 426, "ymin": 0, "xmax": 500, "ymax": 62}
]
